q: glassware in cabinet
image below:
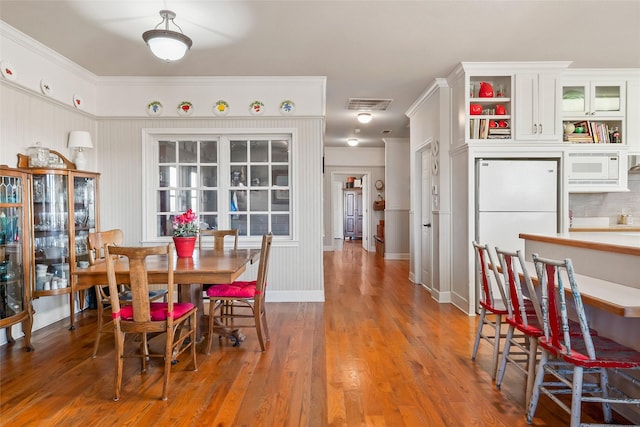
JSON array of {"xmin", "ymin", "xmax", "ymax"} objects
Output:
[
  {"xmin": 0, "ymin": 166, "xmax": 34, "ymax": 351},
  {"xmin": 29, "ymin": 168, "xmax": 100, "ymax": 330}
]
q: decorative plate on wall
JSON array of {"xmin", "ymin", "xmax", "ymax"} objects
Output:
[
  {"xmin": 147, "ymin": 101, "xmax": 163, "ymax": 116},
  {"xmin": 177, "ymin": 101, "xmax": 193, "ymax": 116},
  {"xmin": 249, "ymin": 100, "xmax": 264, "ymax": 115},
  {"xmin": 40, "ymin": 79, "xmax": 52, "ymax": 96},
  {"xmin": 72, "ymin": 94, "xmax": 84, "ymax": 109},
  {"xmin": 279, "ymin": 100, "xmax": 295, "ymax": 115},
  {"xmin": 213, "ymin": 100, "xmax": 229, "ymax": 116},
  {"xmin": 0, "ymin": 61, "xmax": 16, "ymax": 81}
]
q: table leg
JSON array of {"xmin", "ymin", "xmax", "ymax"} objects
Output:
[{"xmin": 178, "ymin": 283, "xmax": 205, "ymax": 342}]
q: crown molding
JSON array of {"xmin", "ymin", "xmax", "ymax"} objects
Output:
[{"xmin": 1, "ymin": 20, "xmax": 98, "ymax": 84}]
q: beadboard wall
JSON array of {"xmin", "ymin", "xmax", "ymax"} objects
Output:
[
  {"xmin": 1, "ymin": 82, "xmax": 325, "ymax": 344},
  {"xmin": 569, "ymin": 173, "xmax": 640, "ymax": 225}
]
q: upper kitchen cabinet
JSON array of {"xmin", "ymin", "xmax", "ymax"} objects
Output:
[
  {"xmin": 514, "ymin": 70, "xmax": 565, "ymax": 141},
  {"xmin": 448, "ymin": 62, "xmax": 571, "ymax": 147},
  {"xmin": 626, "ymin": 76, "xmax": 640, "ymax": 154},
  {"xmin": 560, "ymin": 70, "xmax": 640, "ymax": 148}
]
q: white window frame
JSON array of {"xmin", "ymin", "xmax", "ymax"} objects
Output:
[{"xmin": 141, "ymin": 128, "xmax": 296, "ymax": 244}]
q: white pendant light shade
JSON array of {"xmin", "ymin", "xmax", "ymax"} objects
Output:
[{"xmin": 142, "ymin": 10, "xmax": 193, "ymax": 62}]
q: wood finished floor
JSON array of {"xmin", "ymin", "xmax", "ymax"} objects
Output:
[{"xmin": 0, "ymin": 240, "xmax": 633, "ymax": 426}]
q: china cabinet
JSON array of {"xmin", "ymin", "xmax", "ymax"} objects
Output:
[
  {"xmin": 17, "ymin": 151, "xmax": 99, "ymax": 329},
  {"xmin": 0, "ymin": 166, "xmax": 34, "ymax": 351}
]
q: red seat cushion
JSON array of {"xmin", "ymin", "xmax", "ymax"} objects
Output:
[
  {"xmin": 206, "ymin": 281, "xmax": 257, "ymax": 299},
  {"xmin": 119, "ymin": 302, "xmax": 195, "ymax": 321},
  {"xmin": 540, "ymin": 335, "xmax": 640, "ymax": 369}
]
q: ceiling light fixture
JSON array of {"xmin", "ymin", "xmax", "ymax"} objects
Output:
[
  {"xmin": 357, "ymin": 113, "xmax": 373, "ymax": 124},
  {"xmin": 347, "ymin": 138, "xmax": 359, "ymax": 147},
  {"xmin": 142, "ymin": 10, "xmax": 193, "ymax": 62}
]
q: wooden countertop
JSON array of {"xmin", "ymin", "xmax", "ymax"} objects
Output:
[
  {"xmin": 519, "ymin": 232, "xmax": 640, "ymax": 257},
  {"xmin": 570, "ymin": 226, "xmax": 640, "ymax": 232}
]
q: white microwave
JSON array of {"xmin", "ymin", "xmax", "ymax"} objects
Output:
[{"xmin": 567, "ymin": 151, "xmax": 619, "ymax": 185}]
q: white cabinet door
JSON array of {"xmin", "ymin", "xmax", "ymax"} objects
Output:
[
  {"xmin": 626, "ymin": 78, "xmax": 640, "ymax": 154},
  {"xmin": 515, "ymin": 73, "xmax": 538, "ymax": 140},
  {"xmin": 537, "ymin": 73, "xmax": 561, "ymax": 140},
  {"xmin": 515, "ymin": 72, "xmax": 561, "ymax": 141}
]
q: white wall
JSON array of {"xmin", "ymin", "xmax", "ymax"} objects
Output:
[{"xmin": 383, "ymin": 138, "xmax": 410, "ymax": 259}]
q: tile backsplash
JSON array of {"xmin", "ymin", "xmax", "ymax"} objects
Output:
[{"xmin": 569, "ymin": 173, "xmax": 640, "ymax": 226}]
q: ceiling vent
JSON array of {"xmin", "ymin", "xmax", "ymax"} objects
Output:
[{"xmin": 346, "ymin": 98, "xmax": 393, "ymax": 111}]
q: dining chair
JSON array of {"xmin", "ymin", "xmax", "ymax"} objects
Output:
[
  {"xmin": 471, "ymin": 241, "xmax": 509, "ymax": 380},
  {"xmin": 87, "ymin": 229, "xmax": 168, "ymax": 358},
  {"xmin": 205, "ymin": 233, "xmax": 273, "ymax": 353},
  {"xmin": 494, "ymin": 247, "xmax": 543, "ymax": 407},
  {"xmin": 199, "ymin": 228, "xmax": 239, "ymax": 252},
  {"xmin": 526, "ymin": 254, "xmax": 640, "ymax": 427},
  {"xmin": 104, "ymin": 243, "xmax": 198, "ymax": 401}
]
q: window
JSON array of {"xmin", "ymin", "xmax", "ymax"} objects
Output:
[{"xmin": 146, "ymin": 132, "xmax": 292, "ymax": 241}]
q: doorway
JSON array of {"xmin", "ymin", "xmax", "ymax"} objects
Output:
[{"xmin": 330, "ymin": 171, "xmax": 371, "ymax": 252}]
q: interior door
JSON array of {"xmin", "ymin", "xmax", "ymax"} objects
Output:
[{"xmin": 421, "ymin": 150, "xmax": 433, "ymax": 290}]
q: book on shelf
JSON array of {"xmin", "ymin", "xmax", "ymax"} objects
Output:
[
  {"xmin": 470, "ymin": 118, "xmax": 511, "ymax": 140},
  {"xmin": 565, "ymin": 120, "xmax": 616, "ymax": 144}
]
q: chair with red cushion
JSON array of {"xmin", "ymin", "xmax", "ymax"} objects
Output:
[
  {"xmin": 205, "ymin": 233, "xmax": 273, "ymax": 353},
  {"xmin": 88, "ymin": 229, "xmax": 168, "ymax": 358},
  {"xmin": 526, "ymin": 254, "xmax": 640, "ymax": 427},
  {"xmin": 494, "ymin": 247, "xmax": 544, "ymax": 407},
  {"xmin": 471, "ymin": 241, "xmax": 510, "ymax": 380},
  {"xmin": 104, "ymin": 243, "xmax": 198, "ymax": 401}
]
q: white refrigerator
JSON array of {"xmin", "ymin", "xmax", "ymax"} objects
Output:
[{"xmin": 476, "ymin": 159, "xmax": 559, "ymax": 254}]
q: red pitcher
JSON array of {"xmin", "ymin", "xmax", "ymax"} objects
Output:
[{"xmin": 479, "ymin": 82, "xmax": 494, "ymax": 98}]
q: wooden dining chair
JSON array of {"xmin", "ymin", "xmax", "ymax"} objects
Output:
[
  {"xmin": 205, "ymin": 233, "xmax": 273, "ymax": 353},
  {"xmin": 104, "ymin": 243, "xmax": 198, "ymax": 401},
  {"xmin": 526, "ymin": 254, "xmax": 640, "ymax": 427},
  {"xmin": 87, "ymin": 229, "xmax": 167, "ymax": 358},
  {"xmin": 199, "ymin": 228, "xmax": 239, "ymax": 252},
  {"xmin": 494, "ymin": 247, "xmax": 543, "ymax": 407},
  {"xmin": 471, "ymin": 241, "xmax": 509, "ymax": 380}
]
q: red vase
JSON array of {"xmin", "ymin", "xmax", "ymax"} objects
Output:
[{"xmin": 173, "ymin": 236, "xmax": 197, "ymax": 258}]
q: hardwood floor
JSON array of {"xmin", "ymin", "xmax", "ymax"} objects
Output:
[{"xmin": 0, "ymin": 240, "xmax": 633, "ymax": 426}]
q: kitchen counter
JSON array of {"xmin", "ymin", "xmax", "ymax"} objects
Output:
[
  {"xmin": 570, "ymin": 226, "xmax": 640, "ymax": 232},
  {"xmin": 520, "ymin": 232, "xmax": 640, "ymax": 258},
  {"xmin": 519, "ymin": 232, "xmax": 640, "ymax": 354}
]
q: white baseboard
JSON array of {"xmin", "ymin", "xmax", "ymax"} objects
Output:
[{"xmin": 266, "ymin": 290, "xmax": 325, "ymax": 302}]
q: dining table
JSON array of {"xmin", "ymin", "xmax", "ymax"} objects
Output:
[{"xmin": 73, "ymin": 247, "xmax": 261, "ymax": 343}]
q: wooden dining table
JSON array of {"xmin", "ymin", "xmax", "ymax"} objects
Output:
[{"xmin": 73, "ymin": 247, "xmax": 261, "ymax": 343}]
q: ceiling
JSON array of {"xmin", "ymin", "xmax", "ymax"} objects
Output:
[{"xmin": 1, "ymin": 1, "xmax": 639, "ymax": 148}]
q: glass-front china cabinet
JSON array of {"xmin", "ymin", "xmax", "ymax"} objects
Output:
[
  {"xmin": 18, "ymin": 151, "xmax": 99, "ymax": 330},
  {"xmin": 0, "ymin": 166, "xmax": 34, "ymax": 351}
]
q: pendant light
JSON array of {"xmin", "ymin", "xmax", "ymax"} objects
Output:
[{"xmin": 142, "ymin": 10, "xmax": 193, "ymax": 62}]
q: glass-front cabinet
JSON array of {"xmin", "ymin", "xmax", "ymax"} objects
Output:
[
  {"xmin": 562, "ymin": 77, "xmax": 626, "ymax": 145},
  {"xmin": 30, "ymin": 168, "xmax": 99, "ymax": 329},
  {"xmin": 0, "ymin": 166, "xmax": 34, "ymax": 351}
]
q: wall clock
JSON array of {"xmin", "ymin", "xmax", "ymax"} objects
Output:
[{"xmin": 375, "ymin": 179, "xmax": 384, "ymax": 190}]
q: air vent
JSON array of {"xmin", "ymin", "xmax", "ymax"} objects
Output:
[{"xmin": 346, "ymin": 98, "xmax": 393, "ymax": 111}]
